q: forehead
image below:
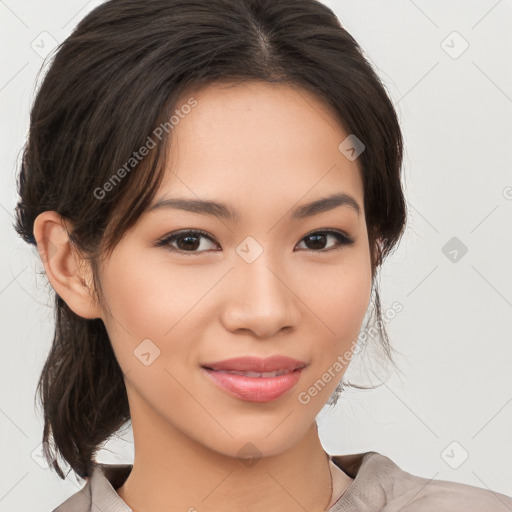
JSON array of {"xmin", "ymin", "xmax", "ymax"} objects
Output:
[{"xmin": 158, "ymin": 81, "xmax": 364, "ymax": 215}]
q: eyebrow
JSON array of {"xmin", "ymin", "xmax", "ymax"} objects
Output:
[{"xmin": 148, "ymin": 192, "xmax": 360, "ymax": 221}]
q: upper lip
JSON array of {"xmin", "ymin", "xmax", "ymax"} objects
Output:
[{"xmin": 201, "ymin": 355, "xmax": 307, "ymax": 372}]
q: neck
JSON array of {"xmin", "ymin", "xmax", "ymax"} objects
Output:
[{"xmin": 116, "ymin": 398, "xmax": 339, "ymax": 512}]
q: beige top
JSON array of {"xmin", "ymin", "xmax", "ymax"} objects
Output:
[{"xmin": 51, "ymin": 451, "xmax": 512, "ymax": 511}]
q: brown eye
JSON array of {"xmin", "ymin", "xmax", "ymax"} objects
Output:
[
  {"xmin": 296, "ymin": 230, "xmax": 354, "ymax": 252},
  {"xmin": 155, "ymin": 228, "xmax": 354, "ymax": 255},
  {"xmin": 155, "ymin": 230, "xmax": 218, "ymax": 254}
]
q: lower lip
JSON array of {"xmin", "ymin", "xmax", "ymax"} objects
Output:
[{"xmin": 201, "ymin": 367, "xmax": 305, "ymax": 402}]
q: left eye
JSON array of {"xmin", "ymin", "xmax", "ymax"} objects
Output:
[
  {"xmin": 296, "ymin": 230, "xmax": 354, "ymax": 251},
  {"xmin": 155, "ymin": 229, "xmax": 354, "ymax": 254}
]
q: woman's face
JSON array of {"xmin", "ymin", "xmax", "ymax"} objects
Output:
[{"xmin": 96, "ymin": 81, "xmax": 372, "ymax": 458}]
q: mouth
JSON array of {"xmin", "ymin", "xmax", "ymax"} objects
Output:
[
  {"xmin": 200, "ymin": 355, "xmax": 308, "ymax": 374},
  {"xmin": 199, "ymin": 355, "xmax": 308, "ymax": 402},
  {"xmin": 200, "ymin": 364, "xmax": 307, "ymax": 403},
  {"xmin": 201, "ymin": 367, "xmax": 303, "ymax": 377}
]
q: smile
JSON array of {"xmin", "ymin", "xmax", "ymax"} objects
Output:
[
  {"xmin": 201, "ymin": 367, "xmax": 305, "ymax": 402},
  {"xmin": 206, "ymin": 369, "xmax": 293, "ymax": 377}
]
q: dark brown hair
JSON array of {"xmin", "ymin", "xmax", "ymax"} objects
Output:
[{"xmin": 14, "ymin": 0, "xmax": 407, "ymax": 480}]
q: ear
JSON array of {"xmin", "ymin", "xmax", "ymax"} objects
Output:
[{"xmin": 33, "ymin": 211, "xmax": 103, "ymax": 320}]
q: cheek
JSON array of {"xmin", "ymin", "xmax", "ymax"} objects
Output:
[
  {"xmin": 102, "ymin": 242, "xmax": 371, "ymax": 340},
  {"xmin": 302, "ymin": 250, "xmax": 372, "ymax": 342},
  {"xmin": 294, "ymin": 251, "xmax": 372, "ymax": 404},
  {"xmin": 99, "ymin": 250, "xmax": 217, "ymax": 366}
]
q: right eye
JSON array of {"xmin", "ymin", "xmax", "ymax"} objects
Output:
[{"xmin": 154, "ymin": 229, "xmax": 219, "ymax": 255}]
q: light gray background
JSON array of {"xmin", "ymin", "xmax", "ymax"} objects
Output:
[{"xmin": 1, "ymin": 1, "xmax": 511, "ymax": 511}]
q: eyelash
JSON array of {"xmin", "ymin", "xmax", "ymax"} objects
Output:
[{"xmin": 154, "ymin": 229, "xmax": 355, "ymax": 255}]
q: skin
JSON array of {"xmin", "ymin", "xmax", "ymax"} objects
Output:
[{"xmin": 34, "ymin": 81, "xmax": 374, "ymax": 512}]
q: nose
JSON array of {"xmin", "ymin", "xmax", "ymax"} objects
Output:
[{"xmin": 220, "ymin": 250, "xmax": 301, "ymax": 338}]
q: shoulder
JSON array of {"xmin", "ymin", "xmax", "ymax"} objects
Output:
[
  {"xmin": 331, "ymin": 451, "xmax": 512, "ymax": 512},
  {"xmin": 50, "ymin": 478, "xmax": 92, "ymax": 512},
  {"xmin": 50, "ymin": 463, "xmax": 132, "ymax": 512}
]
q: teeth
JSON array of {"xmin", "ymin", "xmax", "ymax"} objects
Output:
[{"xmin": 221, "ymin": 370, "xmax": 291, "ymax": 377}]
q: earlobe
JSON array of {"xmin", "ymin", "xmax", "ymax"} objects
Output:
[{"xmin": 33, "ymin": 211, "xmax": 103, "ymax": 320}]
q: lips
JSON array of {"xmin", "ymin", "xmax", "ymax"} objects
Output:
[
  {"xmin": 215, "ymin": 369, "xmax": 292, "ymax": 378},
  {"xmin": 201, "ymin": 366, "xmax": 305, "ymax": 402},
  {"xmin": 201, "ymin": 355, "xmax": 308, "ymax": 373},
  {"xmin": 200, "ymin": 355, "xmax": 308, "ymax": 402}
]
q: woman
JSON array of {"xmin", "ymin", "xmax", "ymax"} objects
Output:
[{"xmin": 14, "ymin": 0, "xmax": 512, "ymax": 510}]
